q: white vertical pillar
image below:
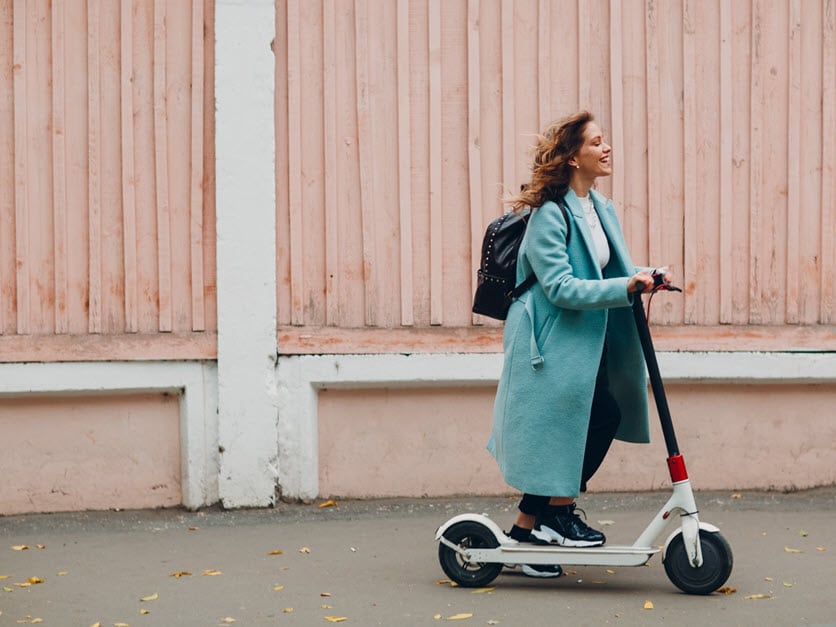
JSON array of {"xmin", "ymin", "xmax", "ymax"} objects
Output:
[{"xmin": 215, "ymin": 0, "xmax": 278, "ymax": 507}]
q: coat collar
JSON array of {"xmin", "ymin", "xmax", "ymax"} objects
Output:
[{"xmin": 562, "ymin": 188, "xmax": 624, "ymax": 275}]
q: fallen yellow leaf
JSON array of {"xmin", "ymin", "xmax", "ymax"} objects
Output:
[
  {"xmin": 114, "ymin": 623, "xmax": 131, "ymax": 627},
  {"xmin": 731, "ymin": 493, "xmax": 742, "ymax": 499},
  {"xmin": 0, "ymin": 575, "xmax": 10, "ymax": 579},
  {"xmin": 268, "ymin": 550, "xmax": 284, "ymax": 555},
  {"xmin": 27, "ymin": 577, "xmax": 44, "ymax": 585},
  {"xmin": 273, "ymin": 585, "xmax": 285, "ymax": 591},
  {"xmin": 643, "ymin": 600, "xmax": 654, "ymax": 610},
  {"xmin": 90, "ymin": 623, "xmax": 101, "ymax": 627},
  {"xmin": 470, "ymin": 587, "xmax": 495, "ymax": 594},
  {"xmin": 434, "ymin": 615, "xmax": 442, "ymax": 620},
  {"xmin": 299, "ymin": 547, "xmax": 311, "ymax": 554},
  {"xmin": 170, "ymin": 571, "xmax": 192, "ymax": 578},
  {"xmin": 784, "ymin": 547, "xmax": 802, "ymax": 553},
  {"xmin": 717, "ymin": 586, "xmax": 737, "ymax": 595},
  {"xmin": 4, "ymin": 586, "xmax": 14, "ymax": 592},
  {"xmin": 282, "ymin": 608, "xmax": 293, "ymax": 613},
  {"xmin": 323, "ymin": 617, "xmax": 347, "ymax": 623},
  {"xmin": 816, "ymin": 546, "xmax": 826, "ymax": 552},
  {"xmin": 139, "ymin": 609, "xmax": 150, "ymax": 615},
  {"xmin": 321, "ymin": 592, "xmax": 332, "ymax": 597},
  {"xmin": 319, "ymin": 499, "xmax": 338, "ymax": 508},
  {"xmin": 36, "ymin": 545, "xmax": 45, "ymax": 550},
  {"xmin": 764, "ymin": 576, "xmax": 774, "ymax": 582},
  {"xmin": 744, "ymin": 593, "xmax": 772, "ymax": 600},
  {"xmin": 57, "ymin": 571, "xmax": 68, "ymax": 576},
  {"xmin": 606, "ymin": 569, "xmax": 616, "ymax": 574},
  {"xmin": 10, "ymin": 545, "xmax": 28, "ymax": 551},
  {"xmin": 14, "ymin": 582, "xmax": 32, "ymax": 588},
  {"xmin": 783, "ymin": 582, "xmax": 794, "ymax": 588},
  {"xmin": 201, "ymin": 569, "xmax": 222, "ymax": 576},
  {"xmin": 139, "ymin": 593, "xmax": 158, "ymax": 602},
  {"xmin": 446, "ymin": 614, "xmax": 473, "ymax": 621},
  {"xmin": 222, "ymin": 619, "xmax": 236, "ymax": 624},
  {"xmin": 321, "ymin": 604, "xmax": 333, "ymax": 609}
]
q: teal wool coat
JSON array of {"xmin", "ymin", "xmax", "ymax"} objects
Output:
[{"xmin": 487, "ymin": 188, "xmax": 650, "ymax": 497}]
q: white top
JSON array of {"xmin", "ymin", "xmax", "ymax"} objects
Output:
[{"xmin": 578, "ymin": 195, "xmax": 610, "ymax": 269}]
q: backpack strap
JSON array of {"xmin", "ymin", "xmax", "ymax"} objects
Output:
[{"xmin": 510, "ymin": 199, "xmax": 571, "ymax": 298}]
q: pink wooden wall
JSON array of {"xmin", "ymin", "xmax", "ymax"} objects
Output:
[
  {"xmin": 276, "ymin": 0, "xmax": 835, "ymax": 354},
  {"xmin": 0, "ymin": 0, "xmax": 216, "ymax": 363}
]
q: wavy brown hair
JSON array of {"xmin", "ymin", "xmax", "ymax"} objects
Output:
[{"xmin": 506, "ymin": 110, "xmax": 594, "ymax": 212}]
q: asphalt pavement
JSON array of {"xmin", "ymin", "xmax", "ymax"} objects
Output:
[{"xmin": 2, "ymin": 488, "xmax": 835, "ymax": 626}]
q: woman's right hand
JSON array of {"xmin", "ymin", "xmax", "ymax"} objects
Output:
[{"xmin": 627, "ymin": 271, "xmax": 655, "ymax": 294}]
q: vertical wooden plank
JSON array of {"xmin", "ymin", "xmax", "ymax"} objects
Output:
[
  {"xmin": 822, "ymin": 0, "xmax": 835, "ymax": 323},
  {"xmin": 12, "ymin": 0, "xmax": 28, "ymax": 335},
  {"xmin": 609, "ymin": 0, "xmax": 625, "ymax": 217},
  {"xmin": 354, "ymin": 0, "xmax": 379, "ymax": 325},
  {"xmin": 468, "ymin": 0, "xmax": 482, "ymax": 325},
  {"xmin": 578, "ymin": 0, "xmax": 591, "ymax": 108},
  {"xmin": 190, "ymin": 0, "xmax": 205, "ymax": 331},
  {"xmin": 749, "ymin": 0, "xmax": 763, "ymax": 324},
  {"xmin": 52, "ymin": 0, "xmax": 69, "ymax": 334},
  {"xmin": 88, "ymin": 0, "xmax": 102, "ymax": 333},
  {"xmin": 682, "ymin": 0, "xmax": 698, "ymax": 322},
  {"xmin": 500, "ymin": 0, "xmax": 514, "ymax": 193},
  {"xmin": 286, "ymin": 0, "xmax": 304, "ymax": 325},
  {"xmin": 786, "ymin": 0, "xmax": 801, "ymax": 323},
  {"xmin": 645, "ymin": 0, "xmax": 661, "ymax": 268},
  {"xmin": 538, "ymin": 0, "xmax": 550, "ymax": 129},
  {"xmin": 323, "ymin": 0, "xmax": 338, "ymax": 326},
  {"xmin": 428, "ymin": 0, "xmax": 442, "ymax": 325},
  {"xmin": 121, "ymin": 0, "xmax": 138, "ymax": 333},
  {"xmin": 719, "ymin": 0, "xmax": 734, "ymax": 323},
  {"xmin": 153, "ymin": 0, "xmax": 172, "ymax": 332},
  {"xmin": 397, "ymin": 0, "xmax": 414, "ymax": 326}
]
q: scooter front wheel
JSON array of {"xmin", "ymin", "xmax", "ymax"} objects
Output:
[
  {"xmin": 663, "ymin": 529, "xmax": 733, "ymax": 595},
  {"xmin": 438, "ymin": 521, "xmax": 503, "ymax": 588}
]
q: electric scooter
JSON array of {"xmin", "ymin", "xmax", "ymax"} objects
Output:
[{"xmin": 435, "ymin": 277, "xmax": 733, "ymax": 594}]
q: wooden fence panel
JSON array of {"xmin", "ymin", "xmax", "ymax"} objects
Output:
[
  {"xmin": 0, "ymin": 0, "xmax": 216, "ymax": 362},
  {"xmin": 276, "ymin": 0, "xmax": 835, "ymax": 354}
]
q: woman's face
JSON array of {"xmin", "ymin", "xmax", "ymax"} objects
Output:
[{"xmin": 571, "ymin": 122, "xmax": 612, "ymax": 178}]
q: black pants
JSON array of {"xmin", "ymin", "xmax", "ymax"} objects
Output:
[{"xmin": 519, "ymin": 346, "xmax": 622, "ymax": 516}]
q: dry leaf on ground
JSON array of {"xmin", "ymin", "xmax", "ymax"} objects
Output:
[
  {"xmin": 318, "ymin": 499, "xmax": 338, "ymax": 508},
  {"xmin": 744, "ymin": 593, "xmax": 772, "ymax": 600},
  {"xmin": 139, "ymin": 593, "xmax": 158, "ymax": 602},
  {"xmin": 446, "ymin": 614, "xmax": 473, "ymax": 621},
  {"xmin": 323, "ymin": 617, "xmax": 347, "ymax": 623},
  {"xmin": 643, "ymin": 600, "xmax": 654, "ymax": 609}
]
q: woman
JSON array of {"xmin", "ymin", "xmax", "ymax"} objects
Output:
[{"xmin": 487, "ymin": 111, "xmax": 669, "ymax": 578}]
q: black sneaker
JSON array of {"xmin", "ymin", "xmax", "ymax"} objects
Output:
[
  {"xmin": 505, "ymin": 527, "xmax": 563, "ymax": 578},
  {"xmin": 532, "ymin": 503, "xmax": 606, "ymax": 547},
  {"xmin": 521, "ymin": 563, "xmax": 563, "ymax": 578}
]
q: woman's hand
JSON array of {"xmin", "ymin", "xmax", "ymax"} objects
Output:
[{"xmin": 627, "ymin": 271, "xmax": 655, "ymax": 293}]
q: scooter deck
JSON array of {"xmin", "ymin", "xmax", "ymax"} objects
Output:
[{"xmin": 463, "ymin": 543, "xmax": 660, "ymax": 567}]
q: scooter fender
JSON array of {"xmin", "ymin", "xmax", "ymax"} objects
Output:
[
  {"xmin": 662, "ymin": 521, "xmax": 721, "ymax": 568},
  {"xmin": 435, "ymin": 513, "xmax": 509, "ymax": 545}
]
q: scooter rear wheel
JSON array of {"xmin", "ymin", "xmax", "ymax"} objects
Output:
[
  {"xmin": 663, "ymin": 529, "xmax": 733, "ymax": 595},
  {"xmin": 438, "ymin": 521, "xmax": 503, "ymax": 588}
]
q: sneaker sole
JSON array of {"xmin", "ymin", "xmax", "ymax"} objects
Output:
[
  {"xmin": 531, "ymin": 526, "xmax": 605, "ymax": 548},
  {"xmin": 521, "ymin": 564, "xmax": 563, "ymax": 578}
]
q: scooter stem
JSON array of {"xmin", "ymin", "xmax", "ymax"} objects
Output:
[{"xmin": 631, "ymin": 292, "xmax": 680, "ymax": 457}]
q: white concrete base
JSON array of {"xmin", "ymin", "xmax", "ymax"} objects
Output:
[
  {"xmin": 0, "ymin": 361, "xmax": 219, "ymax": 509},
  {"xmin": 277, "ymin": 351, "xmax": 836, "ymax": 500}
]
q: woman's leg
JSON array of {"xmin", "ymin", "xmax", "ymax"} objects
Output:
[{"xmin": 580, "ymin": 344, "xmax": 622, "ymax": 491}]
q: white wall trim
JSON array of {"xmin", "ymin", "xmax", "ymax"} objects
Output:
[
  {"xmin": 215, "ymin": 0, "xmax": 278, "ymax": 507},
  {"xmin": 0, "ymin": 361, "xmax": 219, "ymax": 509},
  {"xmin": 276, "ymin": 351, "xmax": 836, "ymax": 500}
]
